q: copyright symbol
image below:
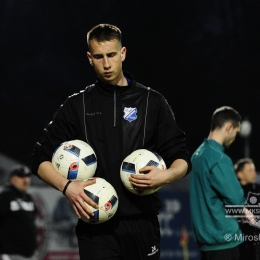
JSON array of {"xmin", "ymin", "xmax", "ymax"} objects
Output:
[{"xmin": 224, "ymin": 233, "xmax": 232, "ymax": 242}]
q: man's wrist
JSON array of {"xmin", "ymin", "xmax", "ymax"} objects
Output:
[{"xmin": 62, "ymin": 180, "xmax": 72, "ymax": 195}]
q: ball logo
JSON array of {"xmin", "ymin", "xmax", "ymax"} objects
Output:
[
  {"xmin": 63, "ymin": 144, "xmax": 81, "ymax": 157},
  {"xmin": 68, "ymin": 162, "xmax": 79, "ymax": 180},
  {"xmin": 123, "ymin": 107, "xmax": 137, "ymax": 122},
  {"xmin": 63, "ymin": 144, "xmax": 71, "ymax": 151},
  {"xmin": 55, "ymin": 162, "xmax": 60, "ymax": 170},
  {"xmin": 69, "ymin": 162, "xmax": 79, "ymax": 171},
  {"xmin": 104, "ymin": 201, "xmax": 112, "ymax": 211},
  {"xmin": 103, "ymin": 195, "xmax": 118, "ymax": 212}
]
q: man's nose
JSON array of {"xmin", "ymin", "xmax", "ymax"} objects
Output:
[{"xmin": 103, "ymin": 57, "xmax": 111, "ymax": 69}]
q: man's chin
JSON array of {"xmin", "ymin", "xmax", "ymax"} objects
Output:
[
  {"xmin": 223, "ymin": 140, "xmax": 234, "ymax": 148},
  {"xmin": 223, "ymin": 143, "xmax": 229, "ymax": 148},
  {"xmin": 99, "ymin": 76, "xmax": 115, "ymax": 84}
]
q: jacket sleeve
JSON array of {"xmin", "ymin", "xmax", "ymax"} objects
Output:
[
  {"xmin": 31, "ymin": 96, "xmax": 80, "ymax": 176},
  {"xmin": 154, "ymin": 94, "xmax": 192, "ymax": 174},
  {"xmin": 0, "ymin": 191, "xmax": 10, "ymax": 216},
  {"xmin": 210, "ymin": 158, "xmax": 246, "ymax": 206}
]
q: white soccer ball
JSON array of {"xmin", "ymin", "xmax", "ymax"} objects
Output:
[
  {"xmin": 120, "ymin": 149, "xmax": 167, "ymax": 196},
  {"xmin": 52, "ymin": 139, "xmax": 97, "ymax": 181},
  {"xmin": 82, "ymin": 177, "xmax": 119, "ymax": 224}
]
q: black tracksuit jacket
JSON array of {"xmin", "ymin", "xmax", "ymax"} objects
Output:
[
  {"xmin": 0, "ymin": 185, "xmax": 37, "ymax": 257},
  {"xmin": 31, "ymin": 72, "xmax": 191, "ymax": 217}
]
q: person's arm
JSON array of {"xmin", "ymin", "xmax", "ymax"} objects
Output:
[
  {"xmin": 129, "ymin": 92, "xmax": 190, "ymax": 189},
  {"xmin": 38, "ymin": 161, "xmax": 98, "ymax": 220},
  {"xmin": 32, "ymin": 95, "xmax": 98, "ymax": 219},
  {"xmin": 129, "ymin": 159, "xmax": 188, "ymax": 189},
  {"xmin": 153, "ymin": 93, "xmax": 192, "ymax": 174},
  {"xmin": 210, "ymin": 160, "xmax": 246, "ymax": 206},
  {"xmin": 162, "ymin": 158, "xmax": 188, "ymax": 182},
  {"xmin": 0, "ymin": 192, "xmax": 9, "ymax": 217},
  {"xmin": 208, "ymin": 159, "xmax": 258, "ymax": 224}
]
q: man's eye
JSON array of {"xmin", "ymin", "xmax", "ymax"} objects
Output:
[
  {"xmin": 107, "ymin": 53, "xmax": 116, "ymax": 57},
  {"xmin": 93, "ymin": 55, "xmax": 103, "ymax": 59}
]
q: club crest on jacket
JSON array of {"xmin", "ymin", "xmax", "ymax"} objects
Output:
[{"xmin": 123, "ymin": 107, "xmax": 137, "ymax": 122}]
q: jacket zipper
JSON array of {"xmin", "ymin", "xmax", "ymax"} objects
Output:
[{"xmin": 114, "ymin": 88, "xmax": 116, "ymax": 127}]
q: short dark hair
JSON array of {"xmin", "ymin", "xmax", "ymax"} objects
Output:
[
  {"xmin": 210, "ymin": 106, "xmax": 242, "ymax": 131},
  {"xmin": 87, "ymin": 24, "xmax": 122, "ymax": 50},
  {"xmin": 234, "ymin": 158, "xmax": 254, "ymax": 174}
]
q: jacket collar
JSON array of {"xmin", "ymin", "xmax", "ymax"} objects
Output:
[
  {"xmin": 206, "ymin": 138, "xmax": 225, "ymax": 152},
  {"xmin": 96, "ymin": 71, "xmax": 134, "ymax": 95}
]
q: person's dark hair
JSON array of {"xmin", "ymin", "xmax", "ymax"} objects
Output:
[
  {"xmin": 234, "ymin": 158, "xmax": 254, "ymax": 174},
  {"xmin": 87, "ymin": 24, "xmax": 122, "ymax": 50},
  {"xmin": 210, "ymin": 106, "xmax": 242, "ymax": 131}
]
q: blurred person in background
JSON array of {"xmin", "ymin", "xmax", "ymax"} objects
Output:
[
  {"xmin": 234, "ymin": 158, "xmax": 260, "ymax": 260},
  {"xmin": 53, "ymin": 196, "xmax": 78, "ymax": 248},
  {"xmin": 234, "ymin": 158, "xmax": 260, "ymax": 197},
  {"xmin": 0, "ymin": 165, "xmax": 37, "ymax": 260},
  {"xmin": 189, "ymin": 106, "xmax": 254, "ymax": 260}
]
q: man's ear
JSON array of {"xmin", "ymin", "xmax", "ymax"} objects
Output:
[
  {"xmin": 121, "ymin": 47, "xmax": 127, "ymax": 61},
  {"xmin": 225, "ymin": 122, "xmax": 233, "ymax": 134},
  {"xmin": 87, "ymin": 52, "xmax": 93, "ymax": 66},
  {"xmin": 237, "ymin": 171, "xmax": 242, "ymax": 181}
]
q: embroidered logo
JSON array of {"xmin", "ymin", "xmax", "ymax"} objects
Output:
[{"xmin": 123, "ymin": 107, "xmax": 137, "ymax": 122}]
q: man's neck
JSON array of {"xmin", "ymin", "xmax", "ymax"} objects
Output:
[
  {"xmin": 99, "ymin": 72, "xmax": 128, "ymax": 86},
  {"xmin": 116, "ymin": 76, "xmax": 128, "ymax": 86},
  {"xmin": 207, "ymin": 131, "xmax": 224, "ymax": 146}
]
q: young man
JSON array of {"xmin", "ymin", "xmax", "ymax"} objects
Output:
[
  {"xmin": 31, "ymin": 24, "xmax": 191, "ymax": 260},
  {"xmin": 189, "ymin": 106, "xmax": 248, "ymax": 260},
  {"xmin": 0, "ymin": 165, "xmax": 37, "ymax": 260}
]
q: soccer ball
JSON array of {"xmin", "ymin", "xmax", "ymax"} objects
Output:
[
  {"xmin": 120, "ymin": 149, "xmax": 167, "ymax": 196},
  {"xmin": 52, "ymin": 139, "xmax": 97, "ymax": 181},
  {"xmin": 81, "ymin": 177, "xmax": 119, "ymax": 224}
]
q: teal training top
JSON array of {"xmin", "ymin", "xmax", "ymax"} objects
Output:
[{"xmin": 189, "ymin": 139, "xmax": 246, "ymax": 251}]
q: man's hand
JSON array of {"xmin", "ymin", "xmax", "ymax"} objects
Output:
[
  {"xmin": 38, "ymin": 161, "xmax": 99, "ymax": 220},
  {"xmin": 63, "ymin": 178, "xmax": 99, "ymax": 220},
  {"xmin": 243, "ymin": 207, "xmax": 257, "ymax": 224},
  {"xmin": 129, "ymin": 166, "xmax": 165, "ymax": 193},
  {"xmin": 129, "ymin": 159, "xmax": 188, "ymax": 192}
]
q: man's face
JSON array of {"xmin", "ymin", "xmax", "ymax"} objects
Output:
[
  {"xmin": 238, "ymin": 162, "xmax": 257, "ymax": 185},
  {"xmin": 87, "ymin": 39, "xmax": 126, "ymax": 85},
  {"xmin": 223, "ymin": 125, "xmax": 240, "ymax": 148},
  {"xmin": 11, "ymin": 176, "xmax": 31, "ymax": 192}
]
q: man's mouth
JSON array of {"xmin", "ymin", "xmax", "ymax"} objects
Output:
[{"xmin": 104, "ymin": 71, "xmax": 112, "ymax": 77}]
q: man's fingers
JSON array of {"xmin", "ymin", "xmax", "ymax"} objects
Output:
[
  {"xmin": 82, "ymin": 194, "xmax": 98, "ymax": 209},
  {"xmin": 73, "ymin": 200, "xmax": 95, "ymax": 220},
  {"xmin": 72, "ymin": 204, "xmax": 81, "ymax": 218},
  {"xmin": 82, "ymin": 181, "xmax": 99, "ymax": 209},
  {"xmin": 84, "ymin": 178, "xmax": 97, "ymax": 186},
  {"xmin": 139, "ymin": 166, "xmax": 154, "ymax": 174}
]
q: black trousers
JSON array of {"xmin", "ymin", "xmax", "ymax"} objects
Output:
[
  {"xmin": 239, "ymin": 241, "xmax": 260, "ymax": 260},
  {"xmin": 75, "ymin": 214, "xmax": 160, "ymax": 260},
  {"xmin": 200, "ymin": 246, "xmax": 240, "ymax": 260}
]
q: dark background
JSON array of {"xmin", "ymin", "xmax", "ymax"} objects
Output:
[{"xmin": 1, "ymin": 0, "xmax": 260, "ymax": 170}]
